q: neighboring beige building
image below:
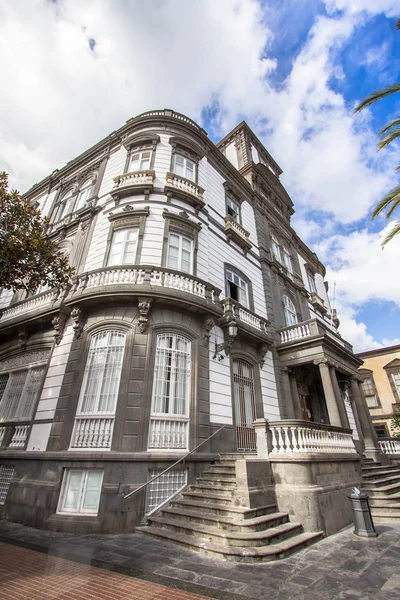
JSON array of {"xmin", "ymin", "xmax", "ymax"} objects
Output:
[{"xmin": 357, "ymin": 345, "xmax": 400, "ymax": 438}]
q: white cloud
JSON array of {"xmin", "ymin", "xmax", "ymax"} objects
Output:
[{"xmin": 324, "ymin": 0, "xmax": 400, "ymax": 18}]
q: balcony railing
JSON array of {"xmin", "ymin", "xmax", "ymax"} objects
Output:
[
  {"xmin": 268, "ymin": 420, "xmax": 356, "ymax": 455},
  {"xmin": 165, "ymin": 173, "xmax": 205, "ymax": 211},
  {"xmin": 378, "ymin": 437, "xmax": 400, "ymax": 455},
  {"xmin": 224, "ymin": 216, "xmax": 252, "ymax": 251},
  {"xmin": 148, "ymin": 418, "xmax": 189, "ymax": 450},
  {"xmin": 279, "ymin": 318, "xmax": 353, "ymax": 352},
  {"xmin": 9, "ymin": 425, "xmax": 30, "ymax": 449},
  {"xmin": 222, "ymin": 298, "xmax": 269, "ymax": 335},
  {"xmin": 0, "ymin": 289, "xmax": 59, "ymax": 324},
  {"xmin": 135, "ymin": 109, "xmax": 206, "ymax": 133},
  {"xmin": 70, "ymin": 416, "xmax": 115, "ymax": 449}
]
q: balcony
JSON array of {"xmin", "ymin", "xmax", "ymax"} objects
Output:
[
  {"xmin": 0, "ymin": 423, "xmax": 30, "ymax": 450},
  {"xmin": 310, "ymin": 292, "xmax": 327, "ymax": 315},
  {"xmin": 278, "ymin": 318, "xmax": 353, "ymax": 353},
  {"xmin": 378, "ymin": 437, "xmax": 400, "ymax": 455},
  {"xmin": 164, "ymin": 173, "xmax": 205, "ymax": 213},
  {"xmin": 111, "ymin": 170, "xmax": 155, "ymax": 203},
  {"xmin": 221, "ymin": 298, "xmax": 271, "ymax": 343},
  {"xmin": 69, "ymin": 265, "xmax": 222, "ymax": 317},
  {"xmin": 268, "ymin": 420, "xmax": 356, "ymax": 455},
  {"xmin": 0, "ymin": 289, "xmax": 59, "ymax": 325},
  {"xmin": 70, "ymin": 416, "xmax": 115, "ymax": 450},
  {"xmin": 224, "ymin": 216, "xmax": 252, "ymax": 252}
]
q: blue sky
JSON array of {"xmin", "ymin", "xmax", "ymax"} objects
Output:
[{"xmin": 1, "ymin": 0, "xmax": 399, "ymax": 351}]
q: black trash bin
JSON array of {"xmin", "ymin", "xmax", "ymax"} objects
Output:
[{"xmin": 348, "ymin": 492, "xmax": 377, "ymax": 538}]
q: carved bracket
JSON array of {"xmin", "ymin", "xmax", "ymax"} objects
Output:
[
  {"xmin": 71, "ymin": 306, "xmax": 84, "ymax": 339},
  {"xmin": 202, "ymin": 318, "xmax": 215, "ymax": 347},
  {"xmin": 137, "ymin": 297, "xmax": 152, "ymax": 333}
]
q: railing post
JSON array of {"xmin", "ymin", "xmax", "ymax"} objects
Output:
[{"xmin": 253, "ymin": 418, "xmax": 270, "ymax": 459}]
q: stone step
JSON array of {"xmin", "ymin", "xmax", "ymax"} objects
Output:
[
  {"xmin": 181, "ymin": 491, "xmax": 232, "ymax": 506},
  {"xmin": 137, "ymin": 526, "xmax": 323, "ymax": 562},
  {"xmin": 362, "ymin": 469, "xmax": 400, "ymax": 480},
  {"xmin": 160, "ymin": 506, "xmax": 289, "ymax": 532},
  {"xmin": 371, "ymin": 504, "xmax": 400, "ymax": 521},
  {"xmin": 189, "ymin": 483, "xmax": 235, "ymax": 496},
  {"xmin": 219, "ymin": 453, "xmax": 257, "ymax": 460},
  {"xmin": 145, "ymin": 516, "xmax": 303, "ymax": 547},
  {"xmin": 363, "ymin": 474, "xmax": 400, "ymax": 487},
  {"xmin": 197, "ymin": 476, "xmax": 236, "ymax": 486},
  {"xmin": 362, "ymin": 482, "xmax": 400, "ymax": 495},
  {"xmin": 368, "ymin": 493, "xmax": 400, "ymax": 505},
  {"xmin": 170, "ymin": 499, "xmax": 278, "ymax": 520},
  {"xmin": 202, "ymin": 467, "xmax": 235, "ymax": 476},
  {"xmin": 362, "ymin": 465, "xmax": 399, "ymax": 475}
]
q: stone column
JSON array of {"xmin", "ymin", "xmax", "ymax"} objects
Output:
[
  {"xmin": 329, "ymin": 366, "xmax": 350, "ymax": 429},
  {"xmin": 280, "ymin": 367, "xmax": 298, "ymax": 419},
  {"xmin": 314, "ymin": 359, "xmax": 342, "ymax": 427},
  {"xmin": 288, "ymin": 369, "xmax": 303, "ymax": 420},
  {"xmin": 350, "ymin": 377, "xmax": 382, "ymax": 462}
]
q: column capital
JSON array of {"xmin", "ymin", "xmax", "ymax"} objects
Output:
[{"xmin": 313, "ymin": 357, "xmax": 328, "ymax": 366}]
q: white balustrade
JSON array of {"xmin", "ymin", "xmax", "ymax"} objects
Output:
[
  {"xmin": 151, "ymin": 271, "xmax": 206, "ymax": 298},
  {"xmin": 0, "ymin": 290, "xmax": 59, "ymax": 323},
  {"xmin": 165, "ymin": 173, "xmax": 204, "ymax": 201},
  {"xmin": 238, "ymin": 308, "xmax": 263, "ymax": 331},
  {"xmin": 224, "ymin": 216, "xmax": 250, "ymax": 241},
  {"xmin": 83, "ymin": 268, "xmax": 145, "ymax": 289},
  {"xmin": 269, "ymin": 424, "xmax": 357, "ymax": 454},
  {"xmin": 9, "ymin": 425, "xmax": 29, "ymax": 449},
  {"xmin": 0, "ymin": 427, "xmax": 6, "ymax": 446},
  {"xmin": 148, "ymin": 419, "xmax": 188, "ymax": 450},
  {"xmin": 113, "ymin": 170, "xmax": 154, "ymax": 189},
  {"xmin": 280, "ymin": 323, "xmax": 311, "ymax": 343},
  {"xmin": 137, "ymin": 109, "xmax": 201, "ymax": 130},
  {"xmin": 70, "ymin": 416, "xmax": 115, "ymax": 449},
  {"xmin": 379, "ymin": 438, "xmax": 400, "ymax": 454}
]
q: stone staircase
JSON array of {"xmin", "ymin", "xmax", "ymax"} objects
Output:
[
  {"xmin": 362, "ymin": 458, "xmax": 400, "ymax": 521},
  {"xmin": 136, "ymin": 453, "xmax": 323, "ymax": 562}
]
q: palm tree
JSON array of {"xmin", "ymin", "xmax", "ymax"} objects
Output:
[{"xmin": 354, "ymin": 19, "xmax": 400, "ymax": 246}]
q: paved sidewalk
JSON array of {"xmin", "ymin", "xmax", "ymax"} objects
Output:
[{"xmin": 1, "ymin": 519, "xmax": 400, "ymax": 599}]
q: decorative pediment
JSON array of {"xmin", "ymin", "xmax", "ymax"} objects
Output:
[
  {"xmin": 108, "ymin": 206, "xmax": 150, "ymax": 228},
  {"xmin": 384, "ymin": 358, "xmax": 400, "ymax": 370},
  {"xmin": 122, "ymin": 132, "xmax": 160, "ymax": 151},
  {"xmin": 162, "ymin": 208, "xmax": 201, "ymax": 234},
  {"xmin": 169, "ymin": 136, "xmax": 206, "ymax": 159}
]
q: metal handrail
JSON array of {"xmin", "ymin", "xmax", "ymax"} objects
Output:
[{"xmin": 123, "ymin": 424, "xmax": 227, "ymax": 500}]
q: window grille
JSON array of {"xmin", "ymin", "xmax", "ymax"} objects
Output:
[
  {"xmin": 145, "ymin": 468, "xmax": 187, "ymax": 514},
  {"xmin": 107, "ymin": 228, "xmax": 139, "ymax": 266},
  {"xmin": 232, "ymin": 359, "xmax": 257, "ymax": 451},
  {"xmin": 148, "ymin": 334, "xmax": 191, "ymax": 450},
  {"xmin": 0, "ymin": 374, "xmax": 9, "ymax": 402},
  {"xmin": 0, "ymin": 465, "xmax": 15, "ymax": 504},
  {"xmin": 166, "ymin": 233, "xmax": 193, "ymax": 274}
]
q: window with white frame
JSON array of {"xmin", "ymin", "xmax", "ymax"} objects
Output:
[
  {"xmin": 77, "ymin": 331, "xmax": 126, "ymax": 416},
  {"xmin": 107, "ymin": 228, "xmax": 139, "ymax": 266},
  {"xmin": 307, "ymin": 271, "xmax": 317, "ymax": 294},
  {"xmin": 226, "ymin": 270, "xmax": 249, "ymax": 308},
  {"xmin": 148, "ymin": 334, "xmax": 191, "ymax": 450},
  {"xmin": 361, "ymin": 377, "xmax": 379, "ymax": 408},
  {"xmin": 282, "ymin": 248, "xmax": 293, "ymax": 274},
  {"xmin": 271, "ymin": 237, "xmax": 281, "ymax": 262},
  {"xmin": 53, "ymin": 190, "xmax": 75, "ymax": 223},
  {"xmin": 271, "ymin": 236, "xmax": 294, "ymax": 275},
  {"xmin": 0, "ymin": 367, "xmax": 46, "ymax": 423},
  {"xmin": 283, "ymin": 295, "xmax": 298, "ymax": 327},
  {"xmin": 173, "ymin": 154, "xmax": 195, "ymax": 181},
  {"xmin": 74, "ymin": 179, "xmax": 94, "ymax": 211},
  {"xmin": 392, "ymin": 372, "xmax": 400, "ymax": 396},
  {"xmin": 129, "ymin": 150, "xmax": 152, "ymax": 172},
  {"xmin": 166, "ymin": 233, "xmax": 193, "ymax": 274},
  {"xmin": 58, "ymin": 469, "xmax": 103, "ymax": 515},
  {"xmin": 227, "ymin": 197, "xmax": 240, "ymax": 222}
]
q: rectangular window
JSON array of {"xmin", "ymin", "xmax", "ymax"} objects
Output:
[
  {"xmin": 166, "ymin": 233, "xmax": 193, "ymax": 274},
  {"xmin": 271, "ymin": 237, "xmax": 281, "ymax": 262},
  {"xmin": 0, "ymin": 367, "xmax": 45, "ymax": 423},
  {"xmin": 58, "ymin": 469, "xmax": 103, "ymax": 515},
  {"xmin": 226, "ymin": 270, "xmax": 249, "ymax": 308},
  {"xmin": 129, "ymin": 150, "xmax": 151, "ymax": 171},
  {"xmin": 307, "ymin": 272, "xmax": 317, "ymax": 293},
  {"xmin": 107, "ymin": 228, "xmax": 139, "ymax": 266},
  {"xmin": 173, "ymin": 154, "xmax": 195, "ymax": 181},
  {"xmin": 282, "ymin": 248, "xmax": 293, "ymax": 274},
  {"xmin": 361, "ymin": 377, "xmax": 378, "ymax": 408},
  {"xmin": 227, "ymin": 198, "xmax": 240, "ymax": 221},
  {"xmin": 0, "ymin": 465, "xmax": 15, "ymax": 505},
  {"xmin": 392, "ymin": 372, "xmax": 400, "ymax": 396}
]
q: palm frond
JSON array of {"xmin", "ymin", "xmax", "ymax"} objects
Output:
[
  {"xmin": 372, "ymin": 184, "xmax": 400, "ymax": 218},
  {"xmin": 379, "ymin": 117, "xmax": 400, "ymax": 136},
  {"xmin": 386, "ymin": 196, "xmax": 400, "ymax": 219},
  {"xmin": 396, "ymin": 18, "xmax": 400, "ymax": 30},
  {"xmin": 382, "ymin": 220, "xmax": 400, "ymax": 246},
  {"xmin": 378, "ymin": 128, "xmax": 400, "ymax": 150},
  {"xmin": 354, "ymin": 83, "xmax": 400, "ymax": 112}
]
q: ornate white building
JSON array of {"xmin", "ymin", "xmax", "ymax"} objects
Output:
[{"xmin": 0, "ymin": 110, "xmax": 383, "ymax": 546}]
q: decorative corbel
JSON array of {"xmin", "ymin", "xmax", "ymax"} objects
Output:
[
  {"xmin": 137, "ymin": 298, "xmax": 152, "ymax": 333},
  {"xmin": 71, "ymin": 306, "xmax": 84, "ymax": 339},
  {"xmin": 17, "ymin": 329, "xmax": 28, "ymax": 350},
  {"xmin": 258, "ymin": 343, "xmax": 269, "ymax": 369},
  {"xmin": 202, "ymin": 318, "xmax": 215, "ymax": 346},
  {"xmin": 51, "ymin": 314, "xmax": 67, "ymax": 345}
]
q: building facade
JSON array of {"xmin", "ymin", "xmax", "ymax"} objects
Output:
[
  {"xmin": 0, "ymin": 109, "xmax": 382, "ymax": 535},
  {"xmin": 357, "ymin": 345, "xmax": 400, "ymax": 442}
]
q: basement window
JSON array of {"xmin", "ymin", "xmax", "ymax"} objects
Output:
[{"xmin": 58, "ymin": 469, "xmax": 103, "ymax": 515}]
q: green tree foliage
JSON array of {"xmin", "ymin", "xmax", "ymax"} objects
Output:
[
  {"xmin": 391, "ymin": 410, "xmax": 400, "ymax": 437},
  {"xmin": 0, "ymin": 172, "xmax": 74, "ymax": 292},
  {"xmin": 354, "ymin": 19, "xmax": 400, "ymax": 247}
]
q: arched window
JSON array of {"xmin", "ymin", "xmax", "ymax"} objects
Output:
[
  {"xmin": 148, "ymin": 333, "xmax": 191, "ymax": 450},
  {"xmin": 75, "ymin": 179, "xmax": 94, "ymax": 211},
  {"xmin": 283, "ymin": 295, "xmax": 297, "ymax": 327},
  {"xmin": 53, "ymin": 189, "xmax": 75, "ymax": 223}
]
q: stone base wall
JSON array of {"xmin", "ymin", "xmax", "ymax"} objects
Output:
[
  {"xmin": 270, "ymin": 455, "xmax": 362, "ymax": 535},
  {"xmin": 1, "ymin": 454, "xmax": 217, "ymax": 534},
  {"xmin": 233, "ymin": 458, "xmax": 277, "ymax": 509}
]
